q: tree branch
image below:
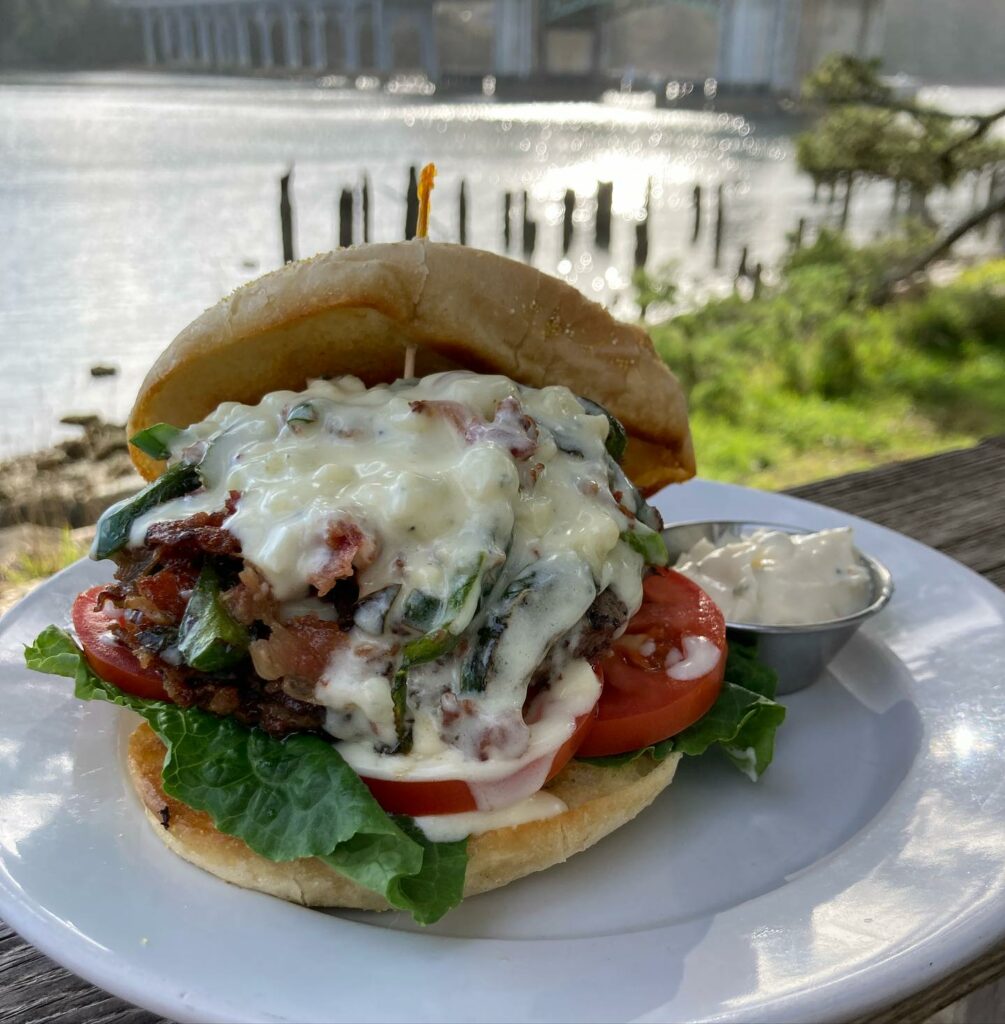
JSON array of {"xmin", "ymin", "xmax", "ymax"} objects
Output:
[
  {"xmin": 936, "ymin": 104, "xmax": 1005, "ymax": 176},
  {"xmin": 871, "ymin": 191, "xmax": 1005, "ymax": 305}
]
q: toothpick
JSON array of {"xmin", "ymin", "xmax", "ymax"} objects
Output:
[
  {"xmin": 404, "ymin": 164, "xmax": 435, "ymax": 380},
  {"xmin": 416, "ymin": 162, "xmax": 436, "ymax": 239}
]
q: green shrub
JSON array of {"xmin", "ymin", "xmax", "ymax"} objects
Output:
[
  {"xmin": 812, "ymin": 317, "xmax": 861, "ymax": 398},
  {"xmin": 644, "ymin": 247, "xmax": 1005, "ymax": 487}
]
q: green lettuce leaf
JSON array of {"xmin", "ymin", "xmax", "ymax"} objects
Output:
[
  {"xmin": 25, "ymin": 626, "xmax": 468, "ymax": 923},
  {"xmin": 578, "ymin": 639, "xmax": 786, "ymax": 780}
]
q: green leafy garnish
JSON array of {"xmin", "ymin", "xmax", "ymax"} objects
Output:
[
  {"xmin": 93, "ymin": 462, "xmax": 202, "ymax": 559},
  {"xmin": 129, "ymin": 423, "xmax": 186, "ymax": 461},
  {"xmin": 177, "ymin": 565, "xmax": 250, "ymax": 672},
  {"xmin": 25, "ymin": 627, "xmax": 468, "ymax": 924},
  {"xmin": 579, "ymin": 641, "xmax": 785, "ymax": 779}
]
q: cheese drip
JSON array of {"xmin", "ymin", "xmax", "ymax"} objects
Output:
[{"xmin": 128, "ymin": 371, "xmax": 647, "ymax": 772}]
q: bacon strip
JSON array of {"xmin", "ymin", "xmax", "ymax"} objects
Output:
[
  {"xmin": 410, "ymin": 396, "xmax": 538, "ymax": 459},
  {"xmin": 308, "ymin": 520, "xmax": 376, "ymax": 597},
  {"xmin": 223, "ymin": 565, "xmax": 278, "ymax": 626},
  {"xmin": 250, "ymin": 615, "xmax": 345, "ymax": 682},
  {"xmin": 144, "ymin": 491, "xmax": 241, "ymax": 557}
]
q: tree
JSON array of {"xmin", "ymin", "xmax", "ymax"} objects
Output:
[{"xmin": 796, "ymin": 55, "xmax": 1005, "ymax": 301}]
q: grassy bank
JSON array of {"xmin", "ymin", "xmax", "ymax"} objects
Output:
[{"xmin": 648, "ymin": 235, "xmax": 1005, "ymax": 489}]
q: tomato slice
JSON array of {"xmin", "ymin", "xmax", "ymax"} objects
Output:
[
  {"xmin": 576, "ymin": 569, "xmax": 726, "ymax": 758},
  {"xmin": 71, "ymin": 585, "xmax": 172, "ymax": 702},
  {"xmin": 360, "ymin": 689, "xmax": 599, "ymax": 817}
]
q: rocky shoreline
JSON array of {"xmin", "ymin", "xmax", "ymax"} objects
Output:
[
  {"xmin": 0, "ymin": 416, "xmax": 141, "ymax": 530},
  {"xmin": 0, "ymin": 418, "xmax": 142, "ymax": 611}
]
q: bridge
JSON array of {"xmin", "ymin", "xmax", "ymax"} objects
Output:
[{"xmin": 112, "ymin": 0, "xmax": 886, "ymax": 95}]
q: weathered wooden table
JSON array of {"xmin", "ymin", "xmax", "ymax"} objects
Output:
[{"xmin": 2, "ymin": 438, "xmax": 1003, "ymax": 1024}]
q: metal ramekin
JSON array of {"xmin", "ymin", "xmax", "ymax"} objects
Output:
[{"xmin": 661, "ymin": 520, "xmax": 895, "ymax": 695}]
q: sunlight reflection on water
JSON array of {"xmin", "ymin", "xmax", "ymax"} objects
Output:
[{"xmin": 0, "ymin": 73, "xmax": 998, "ymax": 457}]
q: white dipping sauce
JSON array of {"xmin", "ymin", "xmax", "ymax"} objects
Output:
[{"xmin": 674, "ymin": 527, "xmax": 872, "ymax": 626}]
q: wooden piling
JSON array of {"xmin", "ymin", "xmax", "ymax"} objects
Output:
[
  {"xmin": 713, "ymin": 183, "xmax": 724, "ymax": 269},
  {"xmin": 405, "ymin": 166, "xmax": 419, "ymax": 240},
  {"xmin": 503, "ymin": 192, "xmax": 512, "ymax": 251},
  {"xmin": 362, "ymin": 175, "xmax": 371, "ymax": 243},
  {"xmin": 840, "ymin": 173, "xmax": 854, "ymax": 231},
  {"xmin": 793, "ymin": 216, "xmax": 806, "ymax": 251},
  {"xmin": 521, "ymin": 190, "xmax": 536, "ymax": 260},
  {"xmin": 736, "ymin": 245, "xmax": 748, "ymax": 280},
  {"xmin": 595, "ymin": 181, "xmax": 613, "ymax": 250},
  {"xmin": 338, "ymin": 188, "xmax": 354, "ymax": 248},
  {"xmin": 459, "ymin": 180, "xmax": 468, "ymax": 246},
  {"xmin": 634, "ymin": 179, "xmax": 651, "ymax": 270},
  {"xmin": 562, "ymin": 189, "xmax": 575, "ymax": 255},
  {"xmin": 691, "ymin": 183, "xmax": 702, "ymax": 243},
  {"xmin": 280, "ymin": 168, "xmax": 295, "ymax": 264}
]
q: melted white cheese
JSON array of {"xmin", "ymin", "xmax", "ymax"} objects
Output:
[
  {"xmin": 413, "ymin": 792, "xmax": 568, "ymax": 843},
  {"xmin": 675, "ymin": 527, "xmax": 872, "ymax": 625},
  {"xmin": 336, "ymin": 658, "xmax": 601, "ymax": 792},
  {"xmin": 124, "ymin": 372, "xmax": 647, "ymax": 795}
]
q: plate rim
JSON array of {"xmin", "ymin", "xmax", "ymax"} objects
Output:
[{"xmin": 1, "ymin": 477, "xmax": 1003, "ymax": 1024}]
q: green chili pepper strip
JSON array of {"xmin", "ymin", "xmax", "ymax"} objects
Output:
[
  {"xmin": 286, "ymin": 401, "xmax": 316, "ymax": 426},
  {"xmin": 579, "ymin": 396, "xmax": 628, "ymax": 464},
  {"xmin": 93, "ymin": 462, "xmax": 202, "ymax": 560},
  {"xmin": 391, "ymin": 668, "xmax": 413, "ymax": 755},
  {"xmin": 177, "ymin": 565, "xmax": 250, "ymax": 673},
  {"xmin": 460, "ymin": 569, "xmax": 539, "ymax": 693},
  {"xmin": 393, "ymin": 557, "xmax": 487, "ymax": 751},
  {"xmin": 401, "ymin": 589, "xmax": 442, "ymax": 632},
  {"xmin": 621, "ymin": 525, "xmax": 669, "ymax": 566},
  {"xmin": 129, "ymin": 423, "xmax": 186, "ymax": 461}
]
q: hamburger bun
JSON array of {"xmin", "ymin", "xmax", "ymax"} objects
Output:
[
  {"xmin": 122, "ymin": 242, "xmax": 690, "ymax": 914},
  {"xmin": 128, "ymin": 722, "xmax": 681, "ymax": 911},
  {"xmin": 127, "ymin": 240, "xmax": 694, "ymax": 494}
]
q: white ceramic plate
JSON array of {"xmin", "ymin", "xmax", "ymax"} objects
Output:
[{"xmin": 1, "ymin": 479, "xmax": 1004, "ymax": 1023}]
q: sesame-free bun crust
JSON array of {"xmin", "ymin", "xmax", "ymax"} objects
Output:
[
  {"xmin": 128, "ymin": 241, "xmax": 694, "ymax": 493},
  {"xmin": 127, "ymin": 722, "xmax": 680, "ymax": 911}
]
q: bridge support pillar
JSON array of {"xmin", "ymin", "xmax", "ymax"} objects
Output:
[
  {"xmin": 175, "ymin": 7, "xmax": 195, "ymax": 64},
  {"xmin": 372, "ymin": 0, "xmax": 392, "ymax": 74},
  {"xmin": 493, "ymin": 0, "xmax": 536, "ymax": 78},
  {"xmin": 857, "ymin": 0, "xmax": 886, "ymax": 58},
  {"xmin": 212, "ymin": 10, "xmax": 231, "ymax": 66},
  {"xmin": 256, "ymin": 6, "xmax": 275, "ymax": 69},
  {"xmin": 156, "ymin": 7, "xmax": 175, "ymax": 63},
  {"xmin": 233, "ymin": 8, "xmax": 252, "ymax": 67},
  {"xmin": 282, "ymin": 6, "xmax": 303, "ymax": 68},
  {"xmin": 140, "ymin": 8, "xmax": 156, "ymax": 65},
  {"xmin": 195, "ymin": 9, "xmax": 213, "ymax": 66},
  {"xmin": 718, "ymin": 0, "xmax": 887, "ymax": 93},
  {"xmin": 343, "ymin": 0, "xmax": 360, "ymax": 73},
  {"xmin": 716, "ymin": 0, "xmax": 801, "ymax": 92},
  {"xmin": 308, "ymin": 4, "xmax": 327, "ymax": 71},
  {"xmin": 416, "ymin": 7, "xmax": 438, "ymax": 80}
]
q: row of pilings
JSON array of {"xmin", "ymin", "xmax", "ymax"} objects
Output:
[{"xmin": 278, "ymin": 166, "xmax": 741, "ymax": 275}]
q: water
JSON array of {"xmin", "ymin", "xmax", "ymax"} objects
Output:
[{"xmin": 1, "ymin": 72, "xmax": 1001, "ymax": 459}]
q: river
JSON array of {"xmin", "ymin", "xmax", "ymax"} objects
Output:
[{"xmin": 1, "ymin": 72, "xmax": 1001, "ymax": 458}]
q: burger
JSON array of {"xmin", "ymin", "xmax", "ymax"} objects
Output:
[{"xmin": 26, "ymin": 240, "xmax": 784, "ymax": 924}]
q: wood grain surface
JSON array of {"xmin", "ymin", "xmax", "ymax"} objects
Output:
[{"xmin": 2, "ymin": 439, "xmax": 1003, "ymax": 1024}]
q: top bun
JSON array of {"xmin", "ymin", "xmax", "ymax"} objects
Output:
[{"xmin": 128, "ymin": 240, "xmax": 694, "ymax": 493}]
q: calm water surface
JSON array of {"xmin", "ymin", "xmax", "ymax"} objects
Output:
[{"xmin": 1, "ymin": 72, "xmax": 1000, "ymax": 457}]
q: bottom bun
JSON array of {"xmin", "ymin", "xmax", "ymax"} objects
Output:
[{"xmin": 127, "ymin": 722, "xmax": 681, "ymax": 911}]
